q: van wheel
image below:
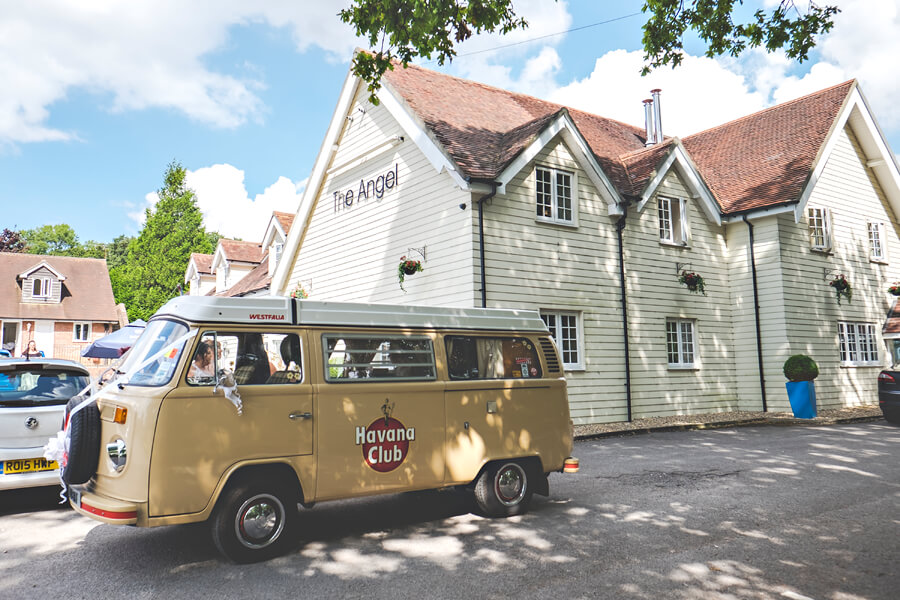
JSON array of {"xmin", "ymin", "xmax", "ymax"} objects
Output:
[
  {"xmin": 474, "ymin": 461, "xmax": 532, "ymax": 518},
  {"xmin": 211, "ymin": 480, "xmax": 298, "ymax": 563},
  {"xmin": 62, "ymin": 399, "xmax": 100, "ymax": 487}
]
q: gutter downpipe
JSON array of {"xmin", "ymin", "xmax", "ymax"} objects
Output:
[
  {"xmin": 743, "ymin": 215, "xmax": 768, "ymax": 411},
  {"xmin": 616, "ymin": 208, "xmax": 633, "ymax": 422},
  {"xmin": 477, "ymin": 182, "xmax": 498, "ymax": 308}
]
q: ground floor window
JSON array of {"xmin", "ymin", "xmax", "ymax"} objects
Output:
[
  {"xmin": 838, "ymin": 321, "xmax": 879, "ymax": 366},
  {"xmin": 540, "ymin": 311, "xmax": 582, "ymax": 370},
  {"xmin": 73, "ymin": 322, "xmax": 90, "ymax": 342},
  {"xmin": 666, "ymin": 318, "xmax": 696, "ymax": 368}
]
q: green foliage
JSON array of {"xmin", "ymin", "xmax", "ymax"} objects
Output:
[
  {"xmin": 340, "ymin": 0, "xmax": 527, "ymax": 103},
  {"xmin": 20, "ymin": 224, "xmax": 81, "ymax": 255},
  {"xmin": 640, "ymin": 0, "xmax": 840, "ymax": 75},
  {"xmin": 111, "ymin": 161, "xmax": 216, "ymax": 321},
  {"xmin": 340, "ymin": 1, "xmax": 839, "ymax": 98},
  {"xmin": 0, "ymin": 228, "xmax": 26, "ymax": 253},
  {"xmin": 783, "ymin": 354, "xmax": 819, "ymax": 382}
]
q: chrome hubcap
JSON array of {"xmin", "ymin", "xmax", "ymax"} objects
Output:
[
  {"xmin": 235, "ymin": 494, "xmax": 285, "ymax": 549},
  {"xmin": 495, "ymin": 464, "xmax": 526, "ymax": 505}
]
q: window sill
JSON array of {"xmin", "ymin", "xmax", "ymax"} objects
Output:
[
  {"xmin": 667, "ymin": 364, "xmax": 699, "ymax": 371},
  {"xmin": 809, "ymin": 247, "xmax": 833, "ymax": 255},
  {"xmin": 536, "ymin": 217, "xmax": 578, "ymax": 229},
  {"xmin": 659, "ymin": 240, "xmax": 690, "ymax": 249},
  {"xmin": 563, "ymin": 366, "xmax": 585, "ymax": 372},
  {"xmin": 839, "ymin": 362, "xmax": 881, "ymax": 368},
  {"xmin": 870, "ymin": 258, "xmax": 889, "ymax": 265}
]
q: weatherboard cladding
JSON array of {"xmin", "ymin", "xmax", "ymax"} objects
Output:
[{"xmin": 383, "ymin": 62, "xmax": 855, "ymax": 214}]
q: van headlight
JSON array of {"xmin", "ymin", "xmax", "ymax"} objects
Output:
[{"xmin": 107, "ymin": 439, "xmax": 127, "ymax": 472}]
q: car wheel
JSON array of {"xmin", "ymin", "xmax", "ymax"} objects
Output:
[
  {"xmin": 474, "ymin": 461, "xmax": 533, "ymax": 518},
  {"xmin": 211, "ymin": 479, "xmax": 299, "ymax": 563},
  {"xmin": 62, "ymin": 399, "xmax": 100, "ymax": 486}
]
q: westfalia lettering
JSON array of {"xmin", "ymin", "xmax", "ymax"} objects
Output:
[
  {"xmin": 333, "ymin": 163, "xmax": 399, "ymax": 213},
  {"xmin": 355, "ymin": 425, "xmax": 416, "ymax": 445},
  {"xmin": 249, "ymin": 314, "xmax": 285, "ymax": 320}
]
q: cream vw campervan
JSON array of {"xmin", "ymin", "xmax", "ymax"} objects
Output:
[{"xmin": 64, "ymin": 296, "xmax": 577, "ymax": 562}]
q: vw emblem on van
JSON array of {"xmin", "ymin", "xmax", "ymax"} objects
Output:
[
  {"xmin": 25, "ymin": 417, "xmax": 39, "ymax": 430},
  {"xmin": 354, "ymin": 401, "xmax": 416, "ymax": 473}
]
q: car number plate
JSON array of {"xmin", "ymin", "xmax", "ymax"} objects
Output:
[{"xmin": 0, "ymin": 457, "xmax": 59, "ymax": 475}]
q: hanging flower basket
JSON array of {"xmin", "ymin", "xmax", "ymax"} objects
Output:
[
  {"xmin": 889, "ymin": 282, "xmax": 900, "ymax": 296},
  {"xmin": 289, "ymin": 283, "xmax": 308, "ymax": 299},
  {"xmin": 829, "ymin": 274, "xmax": 852, "ymax": 305},
  {"xmin": 398, "ymin": 256, "xmax": 423, "ymax": 291},
  {"xmin": 678, "ymin": 270, "xmax": 706, "ymax": 295}
]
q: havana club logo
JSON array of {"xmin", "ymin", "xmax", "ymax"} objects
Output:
[{"xmin": 354, "ymin": 400, "xmax": 415, "ymax": 473}]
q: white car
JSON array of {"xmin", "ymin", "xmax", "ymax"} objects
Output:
[{"xmin": 0, "ymin": 358, "xmax": 90, "ymax": 490}]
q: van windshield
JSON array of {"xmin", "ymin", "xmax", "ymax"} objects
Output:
[{"xmin": 119, "ymin": 319, "xmax": 190, "ymax": 387}]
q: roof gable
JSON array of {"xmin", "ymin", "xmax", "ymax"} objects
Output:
[
  {"xmin": 682, "ymin": 81, "xmax": 854, "ymax": 215},
  {"xmin": 17, "ymin": 260, "xmax": 66, "ymax": 281}
]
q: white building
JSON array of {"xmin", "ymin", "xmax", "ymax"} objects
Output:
[{"xmin": 272, "ymin": 61, "xmax": 900, "ymax": 425}]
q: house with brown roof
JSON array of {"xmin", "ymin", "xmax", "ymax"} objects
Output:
[
  {"xmin": 271, "ymin": 59, "xmax": 900, "ymax": 425},
  {"xmin": 185, "ymin": 212, "xmax": 295, "ymax": 297},
  {"xmin": 0, "ymin": 254, "xmax": 125, "ymax": 361}
]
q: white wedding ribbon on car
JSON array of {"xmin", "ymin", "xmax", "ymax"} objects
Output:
[{"xmin": 43, "ymin": 328, "xmax": 199, "ymax": 503}]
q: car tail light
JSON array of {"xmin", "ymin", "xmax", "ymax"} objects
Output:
[{"xmin": 878, "ymin": 372, "xmax": 895, "ymax": 384}]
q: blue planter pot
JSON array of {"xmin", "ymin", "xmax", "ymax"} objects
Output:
[{"xmin": 785, "ymin": 381, "xmax": 817, "ymax": 419}]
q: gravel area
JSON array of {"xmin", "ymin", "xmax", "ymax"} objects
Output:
[{"xmin": 574, "ymin": 404, "xmax": 885, "ymax": 438}]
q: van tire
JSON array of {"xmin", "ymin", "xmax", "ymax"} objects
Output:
[
  {"xmin": 474, "ymin": 461, "xmax": 532, "ymax": 518},
  {"xmin": 211, "ymin": 479, "xmax": 299, "ymax": 563},
  {"xmin": 62, "ymin": 399, "xmax": 100, "ymax": 486}
]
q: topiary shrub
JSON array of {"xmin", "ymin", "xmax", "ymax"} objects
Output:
[{"xmin": 783, "ymin": 354, "xmax": 819, "ymax": 382}]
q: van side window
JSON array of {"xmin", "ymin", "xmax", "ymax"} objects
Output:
[
  {"xmin": 446, "ymin": 336, "xmax": 542, "ymax": 380},
  {"xmin": 323, "ymin": 335, "xmax": 435, "ymax": 382},
  {"xmin": 187, "ymin": 331, "xmax": 303, "ymax": 386}
]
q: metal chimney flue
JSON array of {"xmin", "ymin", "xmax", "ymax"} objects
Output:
[
  {"xmin": 651, "ymin": 89, "xmax": 663, "ymax": 144},
  {"xmin": 643, "ymin": 99, "xmax": 655, "ymax": 147}
]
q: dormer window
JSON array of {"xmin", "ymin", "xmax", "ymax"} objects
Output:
[
  {"xmin": 658, "ymin": 197, "xmax": 689, "ymax": 245},
  {"xmin": 535, "ymin": 166, "xmax": 576, "ymax": 225},
  {"xmin": 274, "ymin": 243, "xmax": 283, "ymax": 265},
  {"xmin": 807, "ymin": 207, "xmax": 832, "ymax": 251},
  {"xmin": 32, "ymin": 277, "xmax": 51, "ymax": 298}
]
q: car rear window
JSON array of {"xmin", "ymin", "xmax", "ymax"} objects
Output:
[{"xmin": 0, "ymin": 368, "xmax": 90, "ymax": 407}]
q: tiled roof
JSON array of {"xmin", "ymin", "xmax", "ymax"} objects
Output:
[
  {"xmin": 682, "ymin": 81, "xmax": 854, "ymax": 213},
  {"xmin": 273, "ymin": 211, "xmax": 295, "ymax": 234},
  {"xmin": 382, "ymin": 63, "xmax": 855, "ymax": 215},
  {"xmin": 190, "ymin": 253, "xmax": 213, "ymax": 275},
  {"xmin": 0, "ymin": 253, "xmax": 120, "ymax": 321},
  {"xmin": 219, "ymin": 239, "xmax": 263, "ymax": 264},
  {"xmin": 219, "ymin": 256, "xmax": 271, "ymax": 297},
  {"xmin": 382, "ymin": 63, "xmax": 647, "ymax": 188}
]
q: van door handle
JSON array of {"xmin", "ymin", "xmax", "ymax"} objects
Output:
[{"xmin": 289, "ymin": 412, "xmax": 312, "ymax": 420}]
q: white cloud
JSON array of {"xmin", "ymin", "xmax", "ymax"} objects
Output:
[
  {"xmin": 130, "ymin": 164, "xmax": 304, "ymax": 241},
  {"xmin": 551, "ymin": 50, "xmax": 769, "ymax": 138},
  {"xmin": 438, "ymin": 0, "xmax": 571, "ymax": 95},
  {"xmin": 0, "ymin": 0, "xmax": 359, "ymax": 145}
]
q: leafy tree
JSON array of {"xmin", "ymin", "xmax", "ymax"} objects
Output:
[
  {"xmin": 340, "ymin": 0, "xmax": 839, "ymax": 100},
  {"xmin": 112, "ymin": 161, "xmax": 217, "ymax": 321},
  {"xmin": 0, "ymin": 228, "xmax": 26, "ymax": 253},
  {"xmin": 340, "ymin": 0, "xmax": 526, "ymax": 102},
  {"xmin": 20, "ymin": 224, "xmax": 81, "ymax": 255},
  {"xmin": 641, "ymin": 1, "xmax": 840, "ymax": 74},
  {"xmin": 105, "ymin": 234, "xmax": 133, "ymax": 271}
]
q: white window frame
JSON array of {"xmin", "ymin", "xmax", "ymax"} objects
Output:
[
  {"xmin": 838, "ymin": 322, "xmax": 880, "ymax": 366},
  {"xmin": 867, "ymin": 221, "xmax": 888, "ymax": 263},
  {"xmin": 535, "ymin": 166, "xmax": 577, "ymax": 226},
  {"xmin": 807, "ymin": 207, "xmax": 832, "ymax": 251},
  {"xmin": 73, "ymin": 322, "xmax": 91, "ymax": 343},
  {"xmin": 540, "ymin": 310, "xmax": 584, "ymax": 370},
  {"xmin": 658, "ymin": 196, "xmax": 689, "ymax": 246},
  {"xmin": 31, "ymin": 277, "xmax": 51, "ymax": 298},
  {"xmin": 666, "ymin": 318, "xmax": 697, "ymax": 369}
]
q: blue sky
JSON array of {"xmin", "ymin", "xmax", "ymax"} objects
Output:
[{"xmin": 1, "ymin": 0, "xmax": 898, "ymax": 245}]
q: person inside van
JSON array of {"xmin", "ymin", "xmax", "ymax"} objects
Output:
[{"xmin": 187, "ymin": 341, "xmax": 215, "ymax": 382}]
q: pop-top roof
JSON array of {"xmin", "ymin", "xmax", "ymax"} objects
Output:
[{"xmin": 152, "ymin": 296, "xmax": 549, "ymax": 332}]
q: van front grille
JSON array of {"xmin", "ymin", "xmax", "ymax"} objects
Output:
[{"xmin": 539, "ymin": 338, "xmax": 561, "ymax": 374}]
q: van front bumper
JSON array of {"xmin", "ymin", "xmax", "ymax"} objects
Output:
[{"xmin": 69, "ymin": 484, "xmax": 139, "ymax": 526}]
